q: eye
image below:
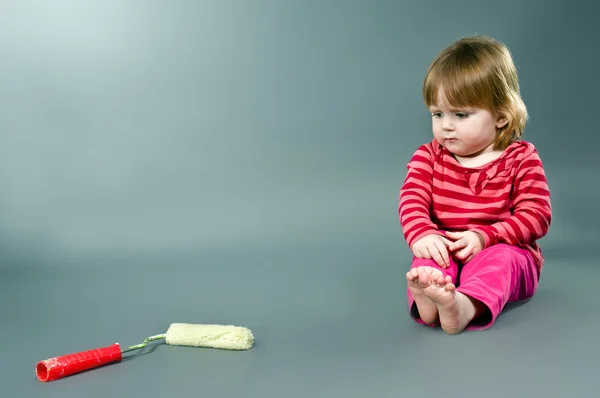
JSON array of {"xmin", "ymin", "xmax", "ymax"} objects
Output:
[
  {"xmin": 455, "ymin": 112, "xmax": 469, "ymax": 118},
  {"xmin": 431, "ymin": 112, "xmax": 442, "ymax": 118}
]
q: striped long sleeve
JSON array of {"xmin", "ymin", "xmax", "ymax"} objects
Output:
[
  {"xmin": 470, "ymin": 151, "xmax": 552, "ymax": 248},
  {"xmin": 398, "ymin": 139, "xmax": 552, "ymax": 269},
  {"xmin": 398, "ymin": 144, "xmax": 444, "ymax": 248}
]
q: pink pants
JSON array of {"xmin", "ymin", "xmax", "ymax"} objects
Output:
[{"xmin": 407, "ymin": 243, "xmax": 540, "ymax": 330}]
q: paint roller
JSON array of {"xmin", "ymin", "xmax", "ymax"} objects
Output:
[{"xmin": 35, "ymin": 323, "xmax": 254, "ymax": 382}]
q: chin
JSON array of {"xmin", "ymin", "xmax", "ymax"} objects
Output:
[{"xmin": 444, "ymin": 142, "xmax": 461, "ymax": 152}]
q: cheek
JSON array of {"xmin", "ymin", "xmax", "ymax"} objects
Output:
[{"xmin": 459, "ymin": 121, "xmax": 487, "ymax": 138}]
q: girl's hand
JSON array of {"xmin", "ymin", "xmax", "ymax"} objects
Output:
[
  {"xmin": 445, "ymin": 231, "xmax": 484, "ymax": 264},
  {"xmin": 411, "ymin": 234, "xmax": 453, "ymax": 268}
]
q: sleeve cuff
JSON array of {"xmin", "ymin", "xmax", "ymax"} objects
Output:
[{"xmin": 470, "ymin": 227, "xmax": 495, "ymax": 248}]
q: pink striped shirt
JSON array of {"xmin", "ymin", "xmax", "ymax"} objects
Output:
[{"xmin": 398, "ymin": 138, "xmax": 552, "ymax": 269}]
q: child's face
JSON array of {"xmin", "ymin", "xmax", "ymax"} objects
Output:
[{"xmin": 429, "ymin": 88, "xmax": 506, "ymax": 158}]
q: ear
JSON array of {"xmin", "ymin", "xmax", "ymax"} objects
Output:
[{"xmin": 495, "ymin": 110, "xmax": 510, "ymax": 129}]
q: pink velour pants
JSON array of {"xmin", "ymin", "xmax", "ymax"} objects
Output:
[{"xmin": 407, "ymin": 243, "xmax": 540, "ymax": 330}]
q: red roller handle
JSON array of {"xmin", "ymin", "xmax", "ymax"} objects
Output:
[{"xmin": 36, "ymin": 343, "xmax": 123, "ymax": 382}]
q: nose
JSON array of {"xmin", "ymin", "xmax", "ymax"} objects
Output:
[{"xmin": 441, "ymin": 116, "xmax": 454, "ymax": 131}]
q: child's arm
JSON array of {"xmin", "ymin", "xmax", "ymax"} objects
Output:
[
  {"xmin": 399, "ymin": 145, "xmax": 445, "ymax": 249},
  {"xmin": 471, "ymin": 149, "xmax": 552, "ymax": 248}
]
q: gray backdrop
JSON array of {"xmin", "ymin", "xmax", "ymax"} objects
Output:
[{"xmin": 1, "ymin": 0, "xmax": 598, "ymax": 397}]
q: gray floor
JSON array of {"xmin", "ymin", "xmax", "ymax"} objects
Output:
[
  {"xmin": 1, "ymin": 0, "xmax": 598, "ymax": 396},
  {"xmin": 2, "ymin": 244, "xmax": 597, "ymax": 397}
]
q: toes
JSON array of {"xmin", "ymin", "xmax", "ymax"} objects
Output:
[
  {"xmin": 417, "ymin": 271, "xmax": 431, "ymax": 286},
  {"xmin": 406, "ymin": 269, "xmax": 417, "ymax": 281},
  {"xmin": 407, "ymin": 268, "xmax": 421, "ymax": 282},
  {"xmin": 430, "ymin": 271, "xmax": 444, "ymax": 285}
]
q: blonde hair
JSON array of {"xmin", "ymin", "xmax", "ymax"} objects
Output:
[{"xmin": 423, "ymin": 35, "xmax": 528, "ymax": 149}]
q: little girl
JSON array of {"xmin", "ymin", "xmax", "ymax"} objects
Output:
[{"xmin": 398, "ymin": 35, "xmax": 552, "ymax": 334}]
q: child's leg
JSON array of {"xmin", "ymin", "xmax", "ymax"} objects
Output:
[
  {"xmin": 406, "ymin": 256, "xmax": 460, "ymax": 326},
  {"xmin": 456, "ymin": 243, "xmax": 539, "ymax": 331}
]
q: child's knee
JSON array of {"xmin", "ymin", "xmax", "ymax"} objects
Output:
[{"xmin": 410, "ymin": 257, "xmax": 439, "ymax": 269}]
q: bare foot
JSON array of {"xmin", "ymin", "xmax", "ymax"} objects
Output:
[
  {"xmin": 423, "ymin": 272, "xmax": 481, "ymax": 334},
  {"xmin": 406, "ymin": 266, "xmax": 439, "ymax": 325}
]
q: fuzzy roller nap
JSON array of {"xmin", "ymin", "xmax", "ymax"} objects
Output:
[{"xmin": 36, "ymin": 323, "xmax": 254, "ymax": 382}]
